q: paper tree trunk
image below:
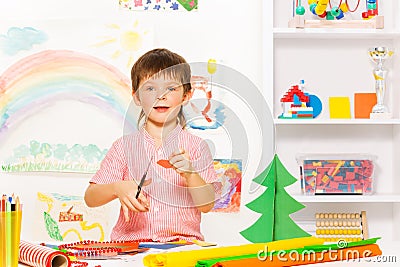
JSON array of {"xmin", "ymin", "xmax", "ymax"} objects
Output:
[{"xmin": 240, "ymin": 154, "xmax": 310, "ymax": 243}]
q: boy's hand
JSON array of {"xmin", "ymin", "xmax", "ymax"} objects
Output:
[
  {"xmin": 113, "ymin": 179, "xmax": 151, "ymax": 222},
  {"xmin": 169, "ymin": 148, "xmax": 195, "ymax": 174}
]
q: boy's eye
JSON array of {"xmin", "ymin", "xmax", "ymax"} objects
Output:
[
  {"xmin": 145, "ymin": 87, "xmax": 155, "ymax": 91},
  {"xmin": 167, "ymin": 87, "xmax": 177, "ymax": 91}
]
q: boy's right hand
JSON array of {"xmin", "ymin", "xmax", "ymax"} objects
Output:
[{"xmin": 113, "ymin": 179, "xmax": 151, "ymax": 222}]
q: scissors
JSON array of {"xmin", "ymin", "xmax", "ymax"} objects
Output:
[{"xmin": 135, "ymin": 157, "xmax": 153, "ymax": 199}]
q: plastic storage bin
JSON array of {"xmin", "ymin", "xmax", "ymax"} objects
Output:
[{"xmin": 296, "ymin": 154, "xmax": 376, "ymax": 195}]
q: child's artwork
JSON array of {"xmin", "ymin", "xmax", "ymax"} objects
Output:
[
  {"xmin": 212, "ymin": 159, "xmax": 242, "ymax": 213},
  {"xmin": 0, "ymin": 17, "xmax": 153, "ymax": 139},
  {"xmin": 1, "ymin": 140, "xmax": 108, "ymax": 173},
  {"xmin": 119, "ymin": 0, "xmax": 198, "ymax": 11},
  {"xmin": 34, "ymin": 192, "xmax": 111, "ymax": 242},
  {"xmin": 0, "ymin": 49, "xmax": 137, "ymax": 135}
]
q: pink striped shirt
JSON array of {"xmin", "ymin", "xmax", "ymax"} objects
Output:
[{"xmin": 90, "ymin": 124, "xmax": 220, "ymax": 242}]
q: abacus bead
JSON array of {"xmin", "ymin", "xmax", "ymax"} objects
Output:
[
  {"xmin": 296, "ymin": 6, "xmax": 306, "ymax": 15},
  {"xmin": 318, "ymin": 10, "xmax": 327, "ymax": 18},
  {"xmin": 335, "ymin": 9, "xmax": 344, "ymax": 19},
  {"xmin": 315, "ymin": 6, "xmax": 326, "ymax": 16},
  {"xmin": 368, "ymin": 9, "xmax": 377, "ymax": 16},
  {"xmin": 362, "ymin": 12, "xmax": 369, "ymax": 18},
  {"xmin": 339, "ymin": 3, "xmax": 349, "ymax": 13},
  {"xmin": 331, "ymin": 7, "xmax": 340, "ymax": 17},
  {"xmin": 310, "ymin": 3, "xmax": 317, "ymax": 14},
  {"xmin": 308, "ymin": 0, "xmax": 317, "ymax": 4}
]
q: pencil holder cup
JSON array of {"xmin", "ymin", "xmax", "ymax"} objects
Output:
[{"xmin": 0, "ymin": 209, "xmax": 22, "ymax": 267}]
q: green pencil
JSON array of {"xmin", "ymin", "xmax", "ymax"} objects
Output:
[{"xmin": 1, "ymin": 208, "xmax": 6, "ymax": 267}]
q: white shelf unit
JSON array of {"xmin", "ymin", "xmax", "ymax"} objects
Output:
[{"xmin": 264, "ymin": 1, "xmax": 400, "ymax": 241}]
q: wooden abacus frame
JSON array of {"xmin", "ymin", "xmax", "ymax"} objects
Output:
[
  {"xmin": 289, "ymin": 15, "xmax": 384, "ymax": 29},
  {"xmin": 315, "ymin": 211, "xmax": 369, "ymax": 242}
]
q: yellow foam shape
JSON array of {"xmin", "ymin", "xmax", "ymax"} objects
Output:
[
  {"xmin": 143, "ymin": 236, "xmax": 324, "ymax": 267},
  {"xmin": 329, "ymin": 97, "xmax": 351, "ymax": 119}
]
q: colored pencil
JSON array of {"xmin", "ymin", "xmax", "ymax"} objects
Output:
[
  {"xmin": 6, "ymin": 198, "xmax": 12, "ymax": 267},
  {"xmin": 1, "ymin": 194, "xmax": 22, "ymax": 267}
]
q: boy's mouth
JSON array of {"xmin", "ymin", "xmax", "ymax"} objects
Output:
[{"xmin": 153, "ymin": 106, "xmax": 170, "ymax": 113}]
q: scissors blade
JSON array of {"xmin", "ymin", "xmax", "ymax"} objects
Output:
[{"xmin": 136, "ymin": 156, "xmax": 153, "ymax": 198}]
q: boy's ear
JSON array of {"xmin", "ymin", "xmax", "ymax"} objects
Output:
[
  {"xmin": 182, "ymin": 90, "xmax": 193, "ymax": 105},
  {"xmin": 133, "ymin": 92, "xmax": 141, "ymax": 106}
]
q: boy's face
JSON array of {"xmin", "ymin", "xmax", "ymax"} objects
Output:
[{"xmin": 134, "ymin": 76, "xmax": 190, "ymax": 125}]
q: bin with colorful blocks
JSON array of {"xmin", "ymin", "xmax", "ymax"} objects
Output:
[{"xmin": 296, "ymin": 154, "xmax": 376, "ymax": 195}]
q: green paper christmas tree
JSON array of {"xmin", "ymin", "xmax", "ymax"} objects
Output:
[{"xmin": 240, "ymin": 154, "xmax": 310, "ymax": 243}]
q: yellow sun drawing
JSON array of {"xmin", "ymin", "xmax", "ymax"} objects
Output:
[{"xmin": 92, "ymin": 20, "xmax": 152, "ymax": 70}]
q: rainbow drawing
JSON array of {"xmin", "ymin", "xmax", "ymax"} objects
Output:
[{"xmin": 0, "ymin": 49, "xmax": 138, "ymax": 134}]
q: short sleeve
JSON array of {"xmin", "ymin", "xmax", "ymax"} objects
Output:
[{"xmin": 90, "ymin": 138, "xmax": 128, "ymax": 184}]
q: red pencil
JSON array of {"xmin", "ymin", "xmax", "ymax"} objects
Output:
[{"xmin": 1, "ymin": 195, "xmax": 6, "ymax": 212}]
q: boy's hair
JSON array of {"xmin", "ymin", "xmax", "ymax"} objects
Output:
[{"xmin": 131, "ymin": 48, "xmax": 192, "ymax": 127}]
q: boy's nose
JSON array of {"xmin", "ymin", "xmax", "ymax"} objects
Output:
[{"xmin": 156, "ymin": 89, "xmax": 169, "ymax": 100}]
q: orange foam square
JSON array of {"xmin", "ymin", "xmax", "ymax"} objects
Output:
[{"xmin": 354, "ymin": 93, "xmax": 377, "ymax": 119}]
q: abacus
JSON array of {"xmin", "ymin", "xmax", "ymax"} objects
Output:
[
  {"xmin": 289, "ymin": 0, "xmax": 384, "ymax": 29},
  {"xmin": 315, "ymin": 211, "xmax": 369, "ymax": 242}
]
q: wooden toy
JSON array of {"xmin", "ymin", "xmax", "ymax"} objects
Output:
[
  {"xmin": 290, "ymin": 0, "xmax": 384, "ymax": 29},
  {"xmin": 315, "ymin": 211, "xmax": 369, "ymax": 242}
]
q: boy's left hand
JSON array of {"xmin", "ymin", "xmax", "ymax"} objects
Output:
[{"xmin": 169, "ymin": 148, "xmax": 194, "ymax": 174}]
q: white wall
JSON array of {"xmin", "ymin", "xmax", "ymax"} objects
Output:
[{"xmin": 0, "ymin": 0, "xmax": 265, "ymax": 242}]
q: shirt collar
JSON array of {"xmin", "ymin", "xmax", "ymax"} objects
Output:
[{"xmin": 140, "ymin": 123, "xmax": 183, "ymax": 146}]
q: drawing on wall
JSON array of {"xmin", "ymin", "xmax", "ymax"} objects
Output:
[
  {"xmin": 0, "ymin": 27, "xmax": 47, "ymax": 56},
  {"xmin": 91, "ymin": 20, "xmax": 153, "ymax": 70},
  {"xmin": 1, "ymin": 140, "xmax": 108, "ymax": 173},
  {"xmin": 0, "ymin": 49, "xmax": 138, "ymax": 135},
  {"xmin": 35, "ymin": 192, "xmax": 111, "ymax": 242},
  {"xmin": 184, "ymin": 75, "xmax": 226, "ymax": 131},
  {"xmin": 119, "ymin": 0, "xmax": 198, "ymax": 11},
  {"xmin": 212, "ymin": 159, "xmax": 242, "ymax": 213}
]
